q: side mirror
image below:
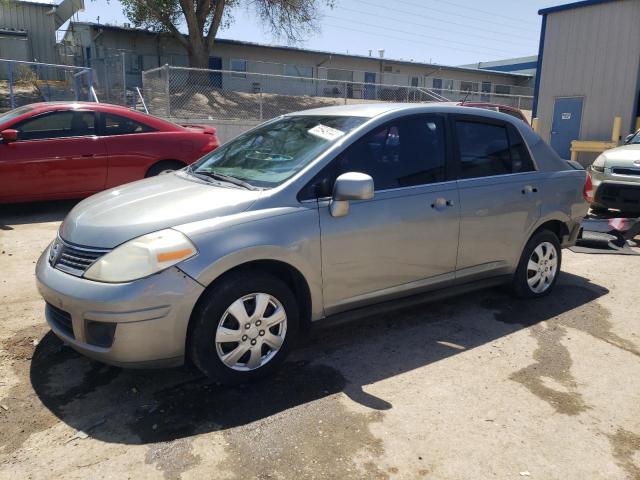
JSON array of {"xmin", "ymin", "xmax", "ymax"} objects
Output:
[
  {"xmin": 1, "ymin": 129, "xmax": 18, "ymax": 143},
  {"xmin": 329, "ymin": 172, "xmax": 374, "ymax": 218},
  {"xmin": 624, "ymin": 133, "xmax": 635, "ymax": 144}
]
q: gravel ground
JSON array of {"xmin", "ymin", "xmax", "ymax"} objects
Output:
[{"xmin": 1, "ymin": 201, "xmax": 639, "ymax": 480}]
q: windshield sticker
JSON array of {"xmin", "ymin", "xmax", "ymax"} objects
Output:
[{"xmin": 308, "ymin": 124, "xmax": 345, "ymax": 141}]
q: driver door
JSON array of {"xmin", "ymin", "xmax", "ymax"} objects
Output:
[
  {"xmin": 312, "ymin": 114, "xmax": 460, "ymax": 315},
  {"xmin": 0, "ymin": 110, "xmax": 108, "ymax": 202}
]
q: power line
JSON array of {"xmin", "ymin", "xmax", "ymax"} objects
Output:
[
  {"xmin": 325, "ymin": 15, "xmax": 527, "ymax": 56},
  {"xmin": 434, "ymin": 0, "xmax": 534, "ymax": 25},
  {"xmin": 335, "ymin": 5, "xmax": 536, "ymax": 47},
  {"xmin": 323, "ymin": 22, "xmax": 526, "ymax": 58},
  {"xmin": 370, "ymin": 0, "xmax": 539, "ymax": 33}
]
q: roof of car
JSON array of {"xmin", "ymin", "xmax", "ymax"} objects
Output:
[{"xmin": 290, "ymin": 102, "xmax": 517, "ymax": 121}]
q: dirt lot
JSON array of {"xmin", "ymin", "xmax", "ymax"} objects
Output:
[{"xmin": 1, "ymin": 201, "xmax": 639, "ymax": 480}]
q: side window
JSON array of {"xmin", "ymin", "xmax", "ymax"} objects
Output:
[
  {"xmin": 456, "ymin": 121, "xmax": 512, "ymax": 179},
  {"xmin": 334, "ymin": 116, "xmax": 447, "ymax": 191},
  {"xmin": 102, "ymin": 114, "xmax": 155, "ymax": 136},
  {"xmin": 15, "ymin": 111, "xmax": 96, "ymax": 141},
  {"xmin": 508, "ymin": 125, "xmax": 535, "ymax": 173}
]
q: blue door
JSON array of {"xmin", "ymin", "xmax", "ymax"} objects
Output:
[
  {"xmin": 364, "ymin": 72, "xmax": 376, "ymax": 99},
  {"xmin": 550, "ymin": 97, "xmax": 583, "ymax": 159},
  {"xmin": 208, "ymin": 56, "xmax": 222, "ymax": 88}
]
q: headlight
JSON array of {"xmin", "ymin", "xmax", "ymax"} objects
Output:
[
  {"xmin": 84, "ymin": 229, "xmax": 197, "ymax": 283},
  {"xmin": 591, "ymin": 155, "xmax": 606, "ymax": 172}
]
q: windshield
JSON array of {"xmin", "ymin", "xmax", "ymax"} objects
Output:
[
  {"xmin": 629, "ymin": 131, "xmax": 640, "ymax": 144},
  {"xmin": 189, "ymin": 115, "xmax": 367, "ymax": 189},
  {"xmin": 0, "ymin": 105, "xmax": 34, "ymax": 126}
]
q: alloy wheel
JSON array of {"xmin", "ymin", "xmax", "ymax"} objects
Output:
[
  {"xmin": 526, "ymin": 241, "xmax": 558, "ymax": 294},
  {"xmin": 214, "ymin": 293, "xmax": 287, "ymax": 371}
]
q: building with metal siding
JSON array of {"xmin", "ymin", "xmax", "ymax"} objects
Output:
[
  {"xmin": 0, "ymin": 0, "xmax": 82, "ymax": 64},
  {"xmin": 459, "ymin": 56, "xmax": 539, "ymax": 76},
  {"xmin": 533, "ymin": 0, "xmax": 640, "ymax": 161}
]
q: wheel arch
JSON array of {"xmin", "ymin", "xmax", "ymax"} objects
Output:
[
  {"xmin": 185, "ymin": 258, "xmax": 315, "ymax": 361},
  {"xmin": 145, "ymin": 159, "xmax": 187, "ymax": 176}
]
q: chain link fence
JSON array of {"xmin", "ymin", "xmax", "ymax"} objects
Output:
[
  {"xmin": 142, "ymin": 65, "xmax": 533, "ymax": 123},
  {"xmin": 0, "ymin": 59, "xmax": 94, "ymax": 111}
]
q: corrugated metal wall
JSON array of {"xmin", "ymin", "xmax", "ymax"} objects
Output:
[
  {"xmin": 536, "ymin": 0, "xmax": 640, "ymax": 145},
  {"xmin": 0, "ymin": 1, "xmax": 58, "ymax": 63}
]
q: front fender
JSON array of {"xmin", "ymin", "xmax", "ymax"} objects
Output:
[{"xmin": 175, "ymin": 206, "xmax": 324, "ymax": 320}]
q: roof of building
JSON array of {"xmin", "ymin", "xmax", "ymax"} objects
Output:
[
  {"xmin": 539, "ymin": 0, "xmax": 619, "ymax": 15},
  {"xmin": 68, "ymin": 21, "xmax": 533, "ymax": 79}
]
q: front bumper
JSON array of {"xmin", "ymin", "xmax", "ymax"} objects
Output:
[
  {"xmin": 35, "ymin": 248, "xmax": 205, "ymax": 368},
  {"xmin": 591, "ymin": 170, "xmax": 640, "ymax": 211}
]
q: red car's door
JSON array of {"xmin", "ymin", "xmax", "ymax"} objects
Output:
[{"xmin": 0, "ymin": 110, "xmax": 108, "ymax": 202}]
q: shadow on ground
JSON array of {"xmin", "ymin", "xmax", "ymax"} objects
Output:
[
  {"xmin": 0, "ymin": 200, "xmax": 78, "ymax": 227},
  {"xmin": 12, "ymin": 271, "xmax": 610, "ymax": 449}
]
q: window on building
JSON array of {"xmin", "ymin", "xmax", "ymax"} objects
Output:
[
  {"xmin": 327, "ymin": 68, "xmax": 354, "ymax": 82},
  {"xmin": 456, "ymin": 120, "xmax": 534, "ymax": 179},
  {"xmin": 102, "ymin": 114, "xmax": 155, "ymax": 136},
  {"xmin": 495, "ymin": 84, "xmax": 511, "ymax": 96},
  {"xmin": 460, "ymin": 81, "xmax": 479, "ymax": 93},
  {"xmin": 432, "ymin": 78, "xmax": 443, "ymax": 94},
  {"xmin": 284, "ymin": 64, "xmax": 313, "ymax": 78},
  {"xmin": 230, "ymin": 59, "xmax": 247, "ymax": 78},
  {"xmin": 443, "ymin": 79, "xmax": 454, "ymax": 91},
  {"xmin": 130, "ymin": 54, "xmax": 143, "ymax": 73},
  {"xmin": 15, "ymin": 111, "xmax": 96, "ymax": 140},
  {"xmin": 331, "ymin": 115, "xmax": 447, "ymax": 190}
]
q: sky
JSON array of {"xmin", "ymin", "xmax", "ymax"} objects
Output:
[{"xmin": 65, "ymin": 0, "xmax": 569, "ymax": 66}]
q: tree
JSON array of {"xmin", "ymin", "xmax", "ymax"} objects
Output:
[{"xmin": 120, "ymin": 0, "xmax": 334, "ymax": 69}]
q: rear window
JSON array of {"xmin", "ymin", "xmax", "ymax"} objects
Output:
[
  {"xmin": 102, "ymin": 113, "xmax": 155, "ymax": 135},
  {"xmin": 456, "ymin": 120, "xmax": 534, "ymax": 179}
]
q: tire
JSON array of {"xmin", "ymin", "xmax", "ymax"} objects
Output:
[
  {"xmin": 512, "ymin": 230, "xmax": 562, "ymax": 299},
  {"xmin": 145, "ymin": 160, "xmax": 185, "ymax": 178},
  {"xmin": 189, "ymin": 271, "xmax": 299, "ymax": 384}
]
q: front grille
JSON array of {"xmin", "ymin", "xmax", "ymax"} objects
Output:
[
  {"xmin": 612, "ymin": 167, "xmax": 640, "ymax": 176},
  {"xmin": 49, "ymin": 237, "xmax": 110, "ymax": 277},
  {"xmin": 46, "ymin": 303, "xmax": 74, "ymax": 338}
]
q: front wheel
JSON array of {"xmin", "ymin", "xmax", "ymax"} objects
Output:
[
  {"xmin": 513, "ymin": 230, "xmax": 562, "ymax": 298},
  {"xmin": 189, "ymin": 271, "xmax": 299, "ymax": 384}
]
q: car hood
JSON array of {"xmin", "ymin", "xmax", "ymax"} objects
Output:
[
  {"xmin": 59, "ymin": 172, "xmax": 262, "ymax": 248},
  {"xmin": 601, "ymin": 144, "xmax": 640, "ymax": 166}
]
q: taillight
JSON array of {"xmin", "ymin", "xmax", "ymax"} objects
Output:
[{"xmin": 583, "ymin": 172, "xmax": 594, "ymax": 203}]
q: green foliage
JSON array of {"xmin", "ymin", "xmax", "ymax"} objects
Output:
[{"xmin": 118, "ymin": 0, "xmax": 334, "ymax": 66}]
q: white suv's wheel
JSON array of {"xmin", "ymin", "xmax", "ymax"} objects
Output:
[
  {"xmin": 189, "ymin": 271, "xmax": 299, "ymax": 384},
  {"xmin": 513, "ymin": 231, "xmax": 562, "ymax": 298}
]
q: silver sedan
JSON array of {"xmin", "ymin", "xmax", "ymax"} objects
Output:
[{"xmin": 36, "ymin": 104, "xmax": 589, "ymax": 383}]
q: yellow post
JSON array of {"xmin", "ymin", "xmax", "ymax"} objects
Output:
[
  {"xmin": 635, "ymin": 117, "xmax": 640, "ymax": 132},
  {"xmin": 531, "ymin": 117, "xmax": 539, "ymax": 133},
  {"xmin": 570, "ymin": 141, "xmax": 578, "ymax": 161},
  {"xmin": 611, "ymin": 116, "xmax": 622, "ymax": 142}
]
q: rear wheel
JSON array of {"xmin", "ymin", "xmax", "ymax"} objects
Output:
[
  {"xmin": 513, "ymin": 230, "xmax": 561, "ymax": 298},
  {"xmin": 189, "ymin": 271, "xmax": 299, "ymax": 384},
  {"xmin": 145, "ymin": 160, "xmax": 185, "ymax": 177}
]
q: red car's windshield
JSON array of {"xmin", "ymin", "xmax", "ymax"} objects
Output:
[{"xmin": 0, "ymin": 105, "xmax": 35, "ymax": 126}]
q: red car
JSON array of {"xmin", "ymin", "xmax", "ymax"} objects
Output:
[
  {"xmin": 0, "ymin": 102, "xmax": 220, "ymax": 203},
  {"xmin": 459, "ymin": 102, "xmax": 530, "ymax": 125}
]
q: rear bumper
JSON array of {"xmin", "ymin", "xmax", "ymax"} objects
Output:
[{"xmin": 36, "ymin": 248, "xmax": 205, "ymax": 368}]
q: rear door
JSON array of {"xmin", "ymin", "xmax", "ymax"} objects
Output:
[
  {"xmin": 451, "ymin": 114, "xmax": 543, "ymax": 280},
  {"xmin": 0, "ymin": 109, "xmax": 108, "ymax": 201}
]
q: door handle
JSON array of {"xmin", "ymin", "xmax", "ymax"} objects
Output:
[{"xmin": 521, "ymin": 185, "xmax": 538, "ymax": 195}]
